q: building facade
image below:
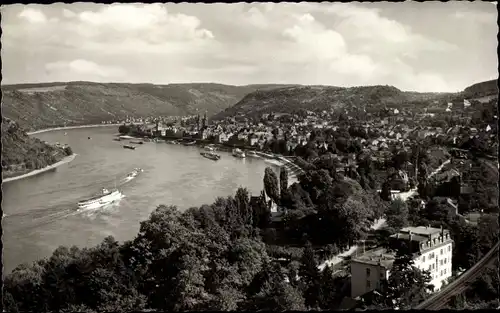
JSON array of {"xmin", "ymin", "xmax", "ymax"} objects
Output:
[
  {"xmin": 350, "ymin": 226, "xmax": 453, "ymax": 298},
  {"xmin": 392, "ymin": 226, "xmax": 453, "ymax": 292}
]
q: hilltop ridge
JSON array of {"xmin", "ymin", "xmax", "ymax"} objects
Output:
[
  {"xmin": 1, "ymin": 82, "xmax": 273, "ymax": 131},
  {"xmin": 212, "ymin": 80, "xmax": 497, "ymax": 120}
]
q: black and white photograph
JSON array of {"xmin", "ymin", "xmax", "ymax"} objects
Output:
[{"xmin": 1, "ymin": 1, "xmax": 498, "ymax": 311}]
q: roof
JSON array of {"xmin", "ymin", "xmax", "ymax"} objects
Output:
[
  {"xmin": 400, "ymin": 226, "xmax": 443, "ymax": 236},
  {"xmin": 352, "ymin": 247, "xmax": 396, "ymax": 269}
]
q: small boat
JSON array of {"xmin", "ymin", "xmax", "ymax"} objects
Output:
[
  {"xmin": 183, "ymin": 141, "xmax": 197, "ymax": 146},
  {"xmin": 113, "ymin": 138, "xmax": 121, "ymax": 142},
  {"xmin": 204, "ymin": 146, "xmax": 215, "ymax": 152},
  {"xmin": 64, "ymin": 132, "xmax": 67, "ymax": 136},
  {"xmin": 126, "ymin": 168, "xmax": 143, "ymax": 180},
  {"xmin": 200, "ymin": 152, "xmax": 221, "ymax": 161},
  {"xmin": 247, "ymin": 151, "xmax": 258, "ymax": 157},
  {"xmin": 130, "ymin": 141, "xmax": 144, "ymax": 145},
  {"xmin": 78, "ymin": 188, "xmax": 123, "ymax": 210},
  {"xmin": 232, "ymin": 148, "xmax": 246, "ymax": 158},
  {"xmin": 88, "ymin": 137, "xmax": 91, "ymax": 140},
  {"xmin": 123, "ymin": 145, "xmax": 136, "ymax": 150}
]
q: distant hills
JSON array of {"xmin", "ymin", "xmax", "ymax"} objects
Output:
[
  {"xmin": 2, "ymin": 80, "xmax": 496, "ymax": 131},
  {"xmin": 212, "ymin": 80, "xmax": 498, "ymax": 120},
  {"xmin": 1, "ymin": 82, "xmax": 294, "ymax": 132}
]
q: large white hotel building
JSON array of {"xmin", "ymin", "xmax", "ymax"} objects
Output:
[{"xmin": 351, "ymin": 226, "xmax": 453, "ymax": 298}]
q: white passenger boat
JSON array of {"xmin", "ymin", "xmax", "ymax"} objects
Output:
[{"xmin": 77, "ymin": 188, "xmax": 123, "ymax": 210}]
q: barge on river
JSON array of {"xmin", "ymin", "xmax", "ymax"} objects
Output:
[{"xmin": 200, "ymin": 151, "xmax": 221, "ymax": 161}]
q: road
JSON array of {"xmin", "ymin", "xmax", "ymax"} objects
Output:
[{"xmin": 415, "ymin": 241, "xmax": 499, "ymax": 310}]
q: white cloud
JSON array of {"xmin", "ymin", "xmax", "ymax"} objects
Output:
[
  {"xmin": 1, "ymin": 3, "xmax": 496, "ymax": 91},
  {"xmin": 62, "ymin": 8, "xmax": 76, "ymax": 18},
  {"xmin": 18, "ymin": 7, "xmax": 47, "ymax": 23},
  {"xmin": 45, "ymin": 60, "xmax": 127, "ymax": 78}
]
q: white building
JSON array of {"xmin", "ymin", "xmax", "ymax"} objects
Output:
[
  {"xmin": 350, "ymin": 226, "xmax": 453, "ymax": 298},
  {"xmin": 392, "ymin": 226, "xmax": 453, "ymax": 292}
]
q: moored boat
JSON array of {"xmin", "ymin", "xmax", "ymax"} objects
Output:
[
  {"xmin": 123, "ymin": 145, "xmax": 136, "ymax": 150},
  {"xmin": 183, "ymin": 140, "xmax": 197, "ymax": 146},
  {"xmin": 78, "ymin": 188, "xmax": 123, "ymax": 210},
  {"xmin": 200, "ymin": 152, "xmax": 221, "ymax": 161},
  {"xmin": 113, "ymin": 138, "xmax": 121, "ymax": 141},
  {"xmin": 130, "ymin": 141, "xmax": 144, "ymax": 144},
  {"xmin": 232, "ymin": 148, "xmax": 246, "ymax": 158},
  {"xmin": 247, "ymin": 150, "xmax": 258, "ymax": 157}
]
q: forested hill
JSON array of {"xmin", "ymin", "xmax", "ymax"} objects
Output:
[
  {"xmin": 1, "ymin": 82, "xmax": 289, "ymax": 132},
  {"xmin": 1, "ymin": 117, "xmax": 72, "ymax": 179},
  {"xmin": 211, "ymin": 80, "xmax": 498, "ymax": 120},
  {"xmin": 463, "ymin": 79, "xmax": 498, "ymax": 98},
  {"xmin": 211, "ymin": 84, "xmax": 455, "ymax": 120}
]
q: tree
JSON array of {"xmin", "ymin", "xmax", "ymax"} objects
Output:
[
  {"xmin": 372, "ymin": 244, "xmax": 433, "ymax": 310},
  {"xmin": 279, "ymin": 166, "xmax": 289, "ymax": 202},
  {"xmin": 264, "ymin": 167, "xmax": 280, "ymax": 205},
  {"xmin": 386, "ymin": 199, "xmax": 409, "ymax": 230},
  {"xmin": 118, "ymin": 125, "xmax": 130, "ymax": 134},
  {"xmin": 380, "ymin": 181, "xmax": 391, "ymax": 201},
  {"xmin": 299, "ymin": 242, "xmax": 321, "ymax": 309}
]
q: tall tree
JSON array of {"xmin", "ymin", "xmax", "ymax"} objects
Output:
[
  {"xmin": 299, "ymin": 242, "xmax": 321, "ymax": 309},
  {"xmin": 280, "ymin": 166, "xmax": 289, "ymax": 202},
  {"xmin": 264, "ymin": 167, "xmax": 280, "ymax": 205}
]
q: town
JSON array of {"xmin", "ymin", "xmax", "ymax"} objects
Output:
[{"xmin": 108, "ymin": 95, "xmax": 498, "ymax": 309}]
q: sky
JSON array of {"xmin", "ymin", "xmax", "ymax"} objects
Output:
[{"xmin": 1, "ymin": 2, "xmax": 498, "ymax": 92}]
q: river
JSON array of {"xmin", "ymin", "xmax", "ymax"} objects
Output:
[{"xmin": 2, "ymin": 127, "xmax": 282, "ymax": 274}]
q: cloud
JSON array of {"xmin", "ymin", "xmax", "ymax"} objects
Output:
[
  {"xmin": 45, "ymin": 60, "xmax": 127, "ymax": 78},
  {"xmin": 1, "ymin": 3, "xmax": 497, "ymax": 91},
  {"xmin": 18, "ymin": 7, "xmax": 47, "ymax": 23}
]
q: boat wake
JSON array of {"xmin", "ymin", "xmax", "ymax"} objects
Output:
[{"xmin": 7, "ymin": 195, "xmax": 126, "ymax": 238}]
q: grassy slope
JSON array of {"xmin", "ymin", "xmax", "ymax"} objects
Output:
[
  {"xmin": 1, "ymin": 117, "xmax": 68, "ymax": 178},
  {"xmin": 1, "ymin": 82, "xmax": 271, "ymax": 131}
]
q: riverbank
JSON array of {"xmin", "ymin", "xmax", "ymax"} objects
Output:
[
  {"xmin": 27, "ymin": 124, "xmax": 125, "ymax": 135},
  {"xmin": 3, "ymin": 154, "xmax": 77, "ymax": 183}
]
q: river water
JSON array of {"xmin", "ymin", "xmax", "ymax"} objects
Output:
[{"xmin": 2, "ymin": 127, "xmax": 282, "ymax": 274}]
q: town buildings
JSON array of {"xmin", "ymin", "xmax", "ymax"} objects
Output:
[{"xmin": 350, "ymin": 226, "xmax": 453, "ymax": 298}]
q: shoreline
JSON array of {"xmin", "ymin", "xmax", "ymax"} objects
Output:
[
  {"xmin": 3, "ymin": 154, "xmax": 77, "ymax": 183},
  {"xmin": 27, "ymin": 123, "xmax": 124, "ymax": 135}
]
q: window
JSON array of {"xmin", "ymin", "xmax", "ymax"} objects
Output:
[
  {"xmin": 432, "ymin": 264, "xmax": 435, "ymax": 270},
  {"xmin": 422, "ymin": 255, "xmax": 426, "ymax": 262},
  {"xmin": 444, "ymin": 258, "xmax": 447, "ymax": 264},
  {"xmin": 448, "ymin": 245, "xmax": 451, "ymax": 252},
  {"xmin": 440, "ymin": 249, "xmax": 443, "ymax": 255},
  {"xmin": 444, "ymin": 269, "xmax": 447, "ymax": 275},
  {"xmin": 366, "ymin": 268, "xmax": 371, "ymax": 277},
  {"xmin": 440, "ymin": 270, "xmax": 443, "ymax": 276},
  {"xmin": 440, "ymin": 260, "xmax": 443, "ymax": 266},
  {"xmin": 367, "ymin": 280, "xmax": 371, "ymax": 288},
  {"xmin": 428, "ymin": 265, "xmax": 431, "ymax": 271}
]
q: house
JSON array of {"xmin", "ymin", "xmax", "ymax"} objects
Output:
[
  {"xmin": 350, "ymin": 248, "xmax": 395, "ymax": 298},
  {"xmin": 350, "ymin": 226, "xmax": 453, "ymax": 298}
]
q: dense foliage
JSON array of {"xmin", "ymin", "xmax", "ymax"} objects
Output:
[
  {"xmin": 1, "ymin": 117, "xmax": 71, "ymax": 178},
  {"xmin": 4, "ymin": 158, "xmax": 387, "ymax": 312}
]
